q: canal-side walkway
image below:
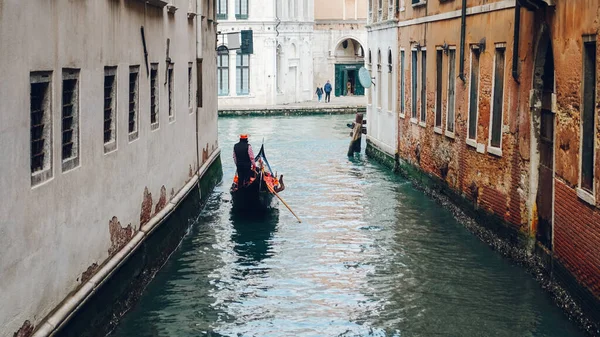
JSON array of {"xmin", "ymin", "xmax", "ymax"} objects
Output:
[{"xmin": 218, "ymin": 96, "xmax": 366, "ymax": 116}]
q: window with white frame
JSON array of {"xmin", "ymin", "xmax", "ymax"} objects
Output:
[
  {"xmin": 129, "ymin": 66, "xmax": 139, "ymax": 140},
  {"xmin": 104, "ymin": 66, "xmax": 117, "ymax": 153},
  {"xmin": 446, "ymin": 48, "xmax": 456, "ymax": 135},
  {"xmin": 581, "ymin": 36, "xmax": 596, "ymax": 194},
  {"xmin": 217, "ymin": 47, "xmax": 229, "ymax": 96},
  {"xmin": 467, "ymin": 46, "xmax": 480, "ymax": 143},
  {"xmin": 150, "ymin": 63, "xmax": 159, "ymax": 129},
  {"xmin": 62, "ymin": 68, "xmax": 80, "ymax": 171},
  {"xmin": 400, "ymin": 49, "xmax": 405, "ymax": 116},
  {"xmin": 435, "ymin": 49, "xmax": 443, "ymax": 130},
  {"xmin": 217, "ymin": 0, "xmax": 227, "ymax": 19},
  {"xmin": 377, "ymin": 49, "xmax": 382, "ymax": 109},
  {"xmin": 411, "ymin": 49, "xmax": 418, "ymax": 120},
  {"xmin": 236, "ymin": 52, "xmax": 250, "ymax": 95},
  {"xmin": 235, "ymin": 0, "xmax": 248, "ymax": 19},
  {"xmin": 30, "ymin": 71, "xmax": 53, "ymax": 186},
  {"xmin": 489, "ymin": 43, "xmax": 506, "ymax": 152},
  {"xmin": 420, "ymin": 48, "xmax": 427, "ymax": 124},
  {"xmin": 168, "ymin": 63, "xmax": 174, "ymax": 122}
]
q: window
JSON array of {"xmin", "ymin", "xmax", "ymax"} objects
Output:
[
  {"xmin": 378, "ymin": 0, "xmax": 383, "ymax": 11},
  {"xmin": 236, "ymin": 52, "xmax": 250, "ymax": 95},
  {"xmin": 490, "ymin": 44, "xmax": 506, "ymax": 152},
  {"xmin": 104, "ymin": 66, "xmax": 117, "ymax": 153},
  {"xmin": 30, "ymin": 71, "xmax": 53, "ymax": 186},
  {"xmin": 62, "ymin": 69, "xmax": 80, "ymax": 171},
  {"xmin": 388, "ymin": 50, "xmax": 393, "ymax": 112},
  {"xmin": 468, "ymin": 47, "xmax": 481, "ymax": 142},
  {"xmin": 235, "ymin": 0, "xmax": 248, "ymax": 19},
  {"xmin": 217, "ymin": 47, "xmax": 229, "ymax": 96},
  {"xmin": 377, "ymin": 50, "xmax": 382, "ymax": 109},
  {"xmin": 446, "ymin": 48, "xmax": 456, "ymax": 135},
  {"xmin": 129, "ymin": 66, "xmax": 139, "ymax": 140},
  {"xmin": 400, "ymin": 50, "xmax": 405, "ymax": 116},
  {"xmin": 420, "ymin": 49, "xmax": 427, "ymax": 124},
  {"xmin": 197, "ymin": 59, "xmax": 203, "ymax": 108},
  {"xmin": 581, "ymin": 37, "xmax": 596, "ymax": 193},
  {"xmin": 150, "ymin": 63, "xmax": 159, "ymax": 129},
  {"xmin": 217, "ymin": 0, "xmax": 227, "ymax": 19},
  {"xmin": 168, "ymin": 63, "xmax": 174, "ymax": 122},
  {"xmin": 188, "ymin": 62, "xmax": 193, "ymax": 112},
  {"xmin": 435, "ymin": 49, "xmax": 443, "ymax": 130},
  {"xmin": 411, "ymin": 49, "xmax": 418, "ymax": 119}
]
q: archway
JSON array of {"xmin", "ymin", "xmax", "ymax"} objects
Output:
[
  {"xmin": 531, "ymin": 25, "xmax": 555, "ymax": 250},
  {"xmin": 333, "ymin": 38, "xmax": 365, "ymax": 97}
]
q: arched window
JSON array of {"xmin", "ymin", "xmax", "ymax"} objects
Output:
[
  {"xmin": 217, "ymin": 46, "xmax": 229, "ymax": 96},
  {"xmin": 388, "ymin": 49, "xmax": 393, "ymax": 111},
  {"xmin": 377, "ymin": 49, "xmax": 382, "ymax": 109}
]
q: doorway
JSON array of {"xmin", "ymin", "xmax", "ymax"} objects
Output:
[
  {"xmin": 534, "ymin": 34, "xmax": 555, "ymax": 250},
  {"xmin": 335, "ymin": 64, "xmax": 364, "ymax": 97}
]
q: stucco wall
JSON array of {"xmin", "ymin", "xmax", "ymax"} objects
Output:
[{"xmin": 0, "ymin": 1, "xmax": 219, "ymax": 335}]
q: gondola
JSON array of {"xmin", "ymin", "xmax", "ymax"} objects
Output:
[{"xmin": 230, "ymin": 144, "xmax": 285, "ymax": 212}]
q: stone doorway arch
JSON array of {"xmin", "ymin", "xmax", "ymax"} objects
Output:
[{"xmin": 333, "ymin": 37, "xmax": 365, "ymax": 97}]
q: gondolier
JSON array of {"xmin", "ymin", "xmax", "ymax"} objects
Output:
[{"xmin": 233, "ymin": 134, "xmax": 255, "ymax": 185}]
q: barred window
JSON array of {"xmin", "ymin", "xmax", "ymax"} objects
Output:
[
  {"xmin": 30, "ymin": 71, "xmax": 53, "ymax": 185},
  {"xmin": 150, "ymin": 63, "xmax": 159, "ymax": 129},
  {"xmin": 62, "ymin": 69, "xmax": 80, "ymax": 171},
  {"xmin": 129, "ymin": 66, "xmax": 139, "ymax": 140},
  {"xmin": 104, "ymin": 66, "xmax": 117, "ymax": 153}
]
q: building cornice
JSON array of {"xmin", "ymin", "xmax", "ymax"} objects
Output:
[
  {"xmin": 367, "ymin": 0, "xmax": 516, "ymax": 32},
  {"xmin": 315, "ymin": 19, "xmax": 367, "ymax": 25}
]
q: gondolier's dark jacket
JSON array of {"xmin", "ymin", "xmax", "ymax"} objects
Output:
[{"xmin": 233, "ymin": 140, "xmax": 255, "ymax": 168}]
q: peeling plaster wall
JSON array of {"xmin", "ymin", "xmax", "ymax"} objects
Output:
[{"xmin": 0, "ymin": 1, "xmax": 219, "ymax": 336}]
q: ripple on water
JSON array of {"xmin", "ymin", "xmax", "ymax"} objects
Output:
[{"xmin": 111, "ymin": 115, "xmax": 586, "ymax": 337}]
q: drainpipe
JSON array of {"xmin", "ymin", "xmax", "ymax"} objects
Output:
[
  {"xmin": 459, "ymin": 0, "xmax": 467, "ymax": 82},
  {"xmin": 512, "ymin": 0, "xmax": 521, "ymax": 82}
]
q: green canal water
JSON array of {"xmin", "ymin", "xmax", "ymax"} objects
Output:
[{"xmin": 111, "ymin": 115, "xmax": 585, "ymax": 337}]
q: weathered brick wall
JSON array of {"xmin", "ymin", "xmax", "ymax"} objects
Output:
[
  {"xmin": 554, "ymin": 180, "xmax": 600, "ymax": 299},
  {"xmin": 397, "ymin": 5, "xmax": 529, "ymax": 233}
]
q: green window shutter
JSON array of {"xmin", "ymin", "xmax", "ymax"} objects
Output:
[{"xmin": 240, "ymin": 30, "xmax": 253, "ymax": 54}]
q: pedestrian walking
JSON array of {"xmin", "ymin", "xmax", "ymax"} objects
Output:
[
  {"xmin": 315, "ymin": 86, "xmax": 323, "ymax": 102},
  {"xmin": 324, "ymin": 80, "xmax": 332, "ymax": 103}
]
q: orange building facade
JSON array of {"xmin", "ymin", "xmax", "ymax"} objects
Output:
[{"xmin": 377, "ymin": 0, "xmax": 600, "ymax": 328}]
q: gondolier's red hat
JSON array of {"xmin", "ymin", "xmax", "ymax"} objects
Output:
[{"xmin": 240, "ymin": 134, "xmax": 248, "ymax": 139}]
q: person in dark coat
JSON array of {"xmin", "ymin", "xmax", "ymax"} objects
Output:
[
  {"xmin": 315, "ymin": 86, "xmax": 324, "ymax": 102},
  {"xmin": 233, "ymin": 134, "xmax": 255, "ymax": 185},
  {"xmin": 324, "ymin": 80, "xmax": 332, "ymax": 103}
]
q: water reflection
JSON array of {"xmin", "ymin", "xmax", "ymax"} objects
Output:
[{"xmin": 230, "ymin": 209, "xmax": 279, "ymax": 265}]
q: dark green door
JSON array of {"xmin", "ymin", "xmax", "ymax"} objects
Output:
[
  {"xmin": 335, "ymin": 63, "xmax": 365, "ymax": 97},
  {"xmin": 335, "ymin": 64, "xmax": 343, "ymax": 97}
]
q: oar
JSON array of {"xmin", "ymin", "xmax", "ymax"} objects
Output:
[{"xmin": 265, "ymin": 183, "xmax": 302, "ymax": 223}]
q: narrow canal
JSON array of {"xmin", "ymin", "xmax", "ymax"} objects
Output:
[{"xmin": 112, "ymin": 114, "xmax": 584, "ymax": 337}]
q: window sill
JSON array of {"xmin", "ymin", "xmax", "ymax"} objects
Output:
[
  {"xmin": 169, "ymin": 116, "xmax": 176, "ymax": 123},
  {"xmin": 387, "ymin": 110, "xmax": 393, "ymax": 114},
  {"xmin": 216, "ymin": 14, "xmax": 227, "ymax": 20},
  {"xmin": 411, "ymin": 1, "xmax": 427, "ymax": 7},
  {"xmin": 466, "ymin": 138, "xmax": 477, "ymax": 149},
  {"xmin": 445, "ymin": 130, "xmax": 455, "ymax": 139},
  {"xmin": 399, "ymin": 112, "xmax": 406, "ymax": 119},
  {"xmin": 129, "ymin": 131, "xmax": 139, "ymax": 143},
  {"xmin": 577, "ymin": 188, "xmax": 596, "ymax": 206},
  {"xmin": 166, "ymin": 4, "xmax": 178, "ymax": 13},
  {"xmin": 410, "ymin": 117, "xmax": 418, "ymax": 124},
  {"xmin": 488, "ymin": 146, "xmax": 502, "ymax": 157},
  {"xmin": 31, "ymin": 169, "xmax": 53, "ymax": 188},
  {"xmin": 188, "ymin": 12, "xmax": 197, "ymax": 19},
  {"xmin": 104, "ymin": 142, "xmax": 117, "ymax": 154},
  {"xmin": 235, "ymin": 15, "xmax": 248, "ymax": 20},
  {"xmin": 62, "ymin": 157, "xmax": 80, "ymax": 173},
  {"xmin": 189, "ymin": 107, "xmax": 195, "ymax": 114},
  {"xmin": 418, "ymin": 121, "xmax": 426, "ymax": 128},
  {"xmin": 151, "ymin": 123, "xmax": 160, "ymax": 131},
  {"xmin": 434, "ymin": 127, "xmax": 443, "ymax": 135}
]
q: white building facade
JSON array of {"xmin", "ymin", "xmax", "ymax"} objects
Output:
[
  {"xmin": 313, "ymin": 0, "xmax": 368, "ymax": 98},
  {"xmin": 217, "ymin": 0, "xmax": 314, "ymax": 107},
  {"xmin": 366, "ymin": 0, "xmax": 399, "ymax": 157},
  {"xmin": 0, "ymin": 1, "xmax": 220, "ymax": 336}
]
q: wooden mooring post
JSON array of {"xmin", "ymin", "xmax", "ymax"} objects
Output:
[{"xmin": 347, "ymin": 113, "xmax": 365, "ymax": 156}]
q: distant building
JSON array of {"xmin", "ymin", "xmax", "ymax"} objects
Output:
[
  {"xmin": 216, "ymin": 0, "xmax": 314, "ymax": 107},
  {"xmin": 365, "ymin": 0, "xmax": 399, "ymax": 158},
  {"xmin": 0, "ymin": 1, "xmax": 220, "ymax": 336},
  {"xmin": 369, "ymin": 0, "xmax": 600, "ymax": 328},
  {"xmin": 313, "ymin": 0, "xmax": 368, "ymax": 97}
]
